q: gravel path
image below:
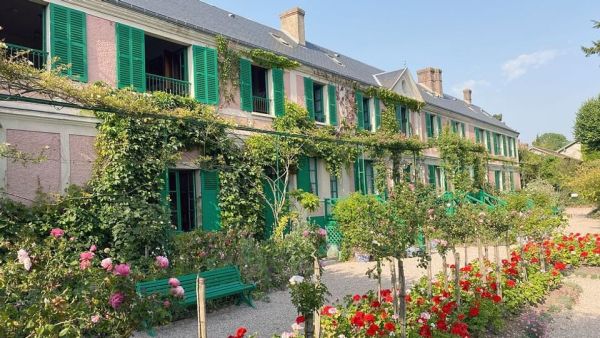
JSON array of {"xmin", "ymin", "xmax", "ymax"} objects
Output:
[
  {"xmin": 546, "ymin": 207, "xmax": 600, "ymax": 338},
  {"xmin": 136, "ymin": 207, "xmax": 600, "ymax": 338}
]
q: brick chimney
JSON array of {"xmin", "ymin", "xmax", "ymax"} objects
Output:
[
  {"xmin": 463, "ymin": 88, "xmax": 472, "ymax": 104},
  {"xmin": 417, "ymin": 67, "xmax": 443, "ymax": 97},
  {"xmin": 280, "ymin": 7, "xmax": 305, "ymax": 46}
]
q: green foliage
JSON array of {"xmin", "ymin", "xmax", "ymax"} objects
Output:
[
  {"xmin": 0, "ymin": 143, "xmax": 48, "ymax": 165},
  {"xmin": 582, "ymin": 20, "xmax": 600, "ymax": 57},
  {"xmin": 532, "ymin": 132, "xmax": 570, "ymax": 151},
  {"xmin": 240, "ymin": 49, "xmax": 301, "ymax": 69},
  {"xmin": 575, "ymin": 94, "xmax": 600, "ymax": 151},
  {"xmin": 363, "ymin": 86, "xmax": 424, "ymax": 111},
  {"xmin": 436, "ymin": 126, "xmax": 487, "ymax": 191},
  {"xmin": 568, "ymin": 160, "xmax": 600, "ymax": 204},
  {"xmin": 518, "ymin": 147, "xmax": 578, "ymax": 190},
  {"xmin": 289, "ymin": 279, "xmax": 329, "ymax": 316}
]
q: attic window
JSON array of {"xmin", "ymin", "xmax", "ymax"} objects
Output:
[
  {"xmin": 326, "ymin": 53, "xmax": 344, "ymax": 67},
  {"xmin": 269, "ymin": 32, "xmax": 291, "ymax": 47}
]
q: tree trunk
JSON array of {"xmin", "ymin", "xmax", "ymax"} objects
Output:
[
  {"xmin": 313, "ymin": 256, "xmax": 321, "ymax": 337},
  {"xmin": 397, "ymin": 257, "xmax": 407, "ymax": 338},
  {"xmin": 390, "ymin": 257, "xmax": 399, "ymax": 318},
  {"xmin": 426, "ymin": 240, "xmax": 433, "ymax": 298},
  {"xmin": 484, "ymin": 245, "xmax": 489, "ymax": 261},
  {"xmin": 494, "ymin": 242, "xmax": 502, "ymax": 297},
  {"xmin": 304, "ymin": 313, "xmax": 315, "ymax": 338},
  {"xmin": 477, "ymin": 236, "xmax": 484, "ymax": 272},
  {"xmin": 453, "ymin": 249, "xmax": 461, "ymax": 306}
]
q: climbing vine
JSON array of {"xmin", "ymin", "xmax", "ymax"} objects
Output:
[{"xmin": 364, "ymin": 86, "xmax": 424, "ymax": 111}]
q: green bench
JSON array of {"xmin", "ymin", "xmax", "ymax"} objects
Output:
[{"xmin": 136, "ymin": 265, "xmax": 256, "ymax": 308}]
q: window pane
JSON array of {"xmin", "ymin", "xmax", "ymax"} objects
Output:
[
  {"xmin": 313, "ymin": 84, "xmax": 325, "ymax": 123},
  {"xmin": 362, "ymin": 98, "xmax": 371, "ymax": 131}
]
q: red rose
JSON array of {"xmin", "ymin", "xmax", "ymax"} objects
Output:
[
  {"xmin": 492, "ymin": 294, "xmax": 502, "ymax": 303},
  {"xmin": 419, "ymin": 324, "xmax": 432, "ymax": 337},
  {"xmin": 469, "ymin": 306, "xmax": 480, "ymax": 317},
  {"xmin": 436, "ymin": 319, "xmax": 448, "ymax": 331},
  {"xmin": 458, "ymin": 313, "xmax": 465, "ymax": 320},
  {"xmin": 405, "ymin": 295, "xmax": 412, "ymax": 302},
  {"xmin": 581, "ymin": 251, "xmax": 589, "ymax": 258},
  {"xmin": 295, "ymin": 315, "xmax": 305, "ymax": 324},
  {"xmin": 371, "ymin": 300, "xmax": 381, "ymax": 308},
  {"xmin": 235, "ymin": 327, "xmax": 247, "ymax": 338},
  {"xmin": 364, "ymin": 313, "xmax": 375, "ymax": 323},
  {"xmin": 384, "ymin": 322, "xmax": 395, "ymax": 331},
  {"xmin": 353, "ymin": 294, "xmax": 361, "ymax": 302},
  {"xmin": 506, "ymin": 280, "xmax": 516, "ymax": 288},
  {"xmin": 366, "ymin": 324, "xmax": 379, "ymax": 336},
  {"xmin": 450, "ymin": 322, "xmax": 469, "ymax": 337},
  {"xmin": 554, "ymin": 262, "xmax": 567, "ymax": 271}
]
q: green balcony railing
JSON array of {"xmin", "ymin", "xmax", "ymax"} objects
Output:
[
  {"xmin": 252, "ymin": 95, "xmax": 270, "ymax": 114},
  {"xmin": 5, "ymin": 43, "xmax": 47, "ymax": 69},
  {"xmin": 146, "ymin": 73, "xmax": 190, "ymax": 97}
]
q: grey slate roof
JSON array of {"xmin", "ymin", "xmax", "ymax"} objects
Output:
[
  {"xmin": 104, "ymin": 0, "xmax": 517, "ymax": 133},
  {"xmin": 104, "ymin": 0, "xmax": 383, "ymax": 85},
  {"xmin": 417, "ymin": 85, "xmax": 518, "ymax": 134},
  {"xmin": 374, "ymin": 69, "xmax": 406, "ymax": 88}
]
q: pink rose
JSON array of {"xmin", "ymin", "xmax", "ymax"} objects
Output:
[
  {"xmin": 108, "ymin": 292, "xmax": 124, "ymax": 309},
  {"xmin": 155, "ymin": 256, "xmax": 169, "ymax": 269},
  {"xmin": 80, "ymin": 259, "xmax": 91, "ymax": 270},
  {"xmin": 318, "ymin": 228, "xmax": 327, "ymax": 237},
  {"xmin": 168, "ymin": 278, "xmax": 180, "ymax": 287},
  {"xmin": 101, "ymin": 258, "xmax": 113, "ymax": 271},
  {"xmin": 163, "ymin": 300, "xmax": 171, "ymax": 308},
  {"xmin": 80, "ymin": 251, "xmax": 95, "ymax": 261},
  {"xmin": 171, "ymin": 285, "xmax": 185, "ymax": 298},
  {"xmin": 91, "ymin": 314, "xmax": 101, "ymax": 324},
  {"xmin": 303, "ymin": 230, "xmax": 310, "ymax": 237},
  {"xmin": 50, "ymin": 228, "xmax": 64, "ymax": 238},
  {"xmin": 113, "ymin": 264, "xmax": 130, "ymax": 277},
  {"xmin": 89, "ymin": 245, "xmax": 97, "ymax": 252}
]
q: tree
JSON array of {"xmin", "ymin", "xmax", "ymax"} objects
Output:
[
  {"xmin": 532, "ymin": 133, "xmax": 569, "ymax": 151},
  {"xmin": 582, "ymin": 20, "xmax": 600, "ymax": 57},
  {"xmin": 575, "ymin": 95, "xmax": 600, "ymax": 151}
]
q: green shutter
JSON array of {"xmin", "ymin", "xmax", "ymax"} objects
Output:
[
  {"xmin": 327, "ymin": 84, "xmax": 337, "ymax": 126},
  {"xmin": 374, "ymin": 97, "xmax": 381, "ymax": 130},
  {"xmin": 116, "ymin": 23, "xmax": 145, "ymax": 91},
  {"xmin": 494, "ymin": 171, "xmax": 501, "ymax": 190},
  {"xmin": 503, "ymin": 136, "xmax": 508, "ymax": 156},
  {"xmin": 297, "ymin": 156, "xmax": 312, "ymax": 192},
  {"xmin": 239, "ymin": 58, "xmax": 252, "ymax": 112},
  {"xmin": 486, "ymin": 131, "xmax": 492, "ymax": 152},
  {"xmin": 50, "ymin": 4, "xmax": 87, "ymax": 82},
  {"xmin": 436, "ymin": 116, "xmax": 442, "ymax": 136},
  {"xmin": 475, "ymin": 128, "xmax": 481, "ymax": 143},
  {"xmin": 201, "ymin": 170, "xmax": 220, "ymax": 231},
  {"xmin": 272, "ymin": 68, "xmax": 285, "ymax": 116},
  {"xmin": 461, "ymin": 123, "xmax": 466, "ymax": 138},
  {"xmin": 304, "ymin": 77, "xmax": 315, "ymax": 120},
  {"xmin": 428, "ymin": 165, "xmax": 436, "ymax": 187},
  {"xmin": 192, "ymin": 46, "xmax": 219, "ymax": 105},
  {"xmin": 354, "ymin": 158, "xmax": 366, "ymax": 194},
  {"xmin": 451, "ymin": 121, "xmax": 458, "ymax": 134},
  {"xmin": 355, "ymin": 91, "xmax": 364, "ymax": 130},
  {"xmin": 426, "ymin": 113, "xmax": 433, "ymax": 138}
]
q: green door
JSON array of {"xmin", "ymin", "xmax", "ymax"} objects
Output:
[
  {"xmin": 201, "ymin": 170, "xmax": 220, "ymax": 231},
  {"xmin": 167, "ymin": 170, "xmax": 197, "ymax": 232}
]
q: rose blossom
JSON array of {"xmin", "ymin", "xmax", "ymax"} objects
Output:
[
  {"xmin": 163, "ymin": 300, "xmax": 171, "ymax": 308},
  {"xmin": 80, "ymin": 251, "xmax": 95, "ymax": 261},
  {"xmin": 168, "ymin": 277, "xmax": 181, "ymax": 287},
  {"xmin": 288, "ymin": 275, "xmax": 304, "ymax": 285},
  {"xmin": 302, "ymin": 230, "xmax": 310, "ymax": 237},
  {"xmin": 89, "ymin": 245, "xmax": 97, "ymax": 252},
  {"xmin": 22, "ymin": 257, "xmax": 32, "ymax": 271},
  {"xmin": 50, "ymin": 228, "xmax": 65, "ymax": 238},
  {"xmin": 91, "ymin": 315, "xmax": 101, "ymax": 324},
  {"xmin": 171, "ymin": 285, "xmax": 185, "ymax": 298},
  {"xmin": 101, "ymin": 258, "xmax": 113, "ymax": 271},
  {"xmin": 113, "ymin": 264, "xmax": 130, "ymax": 277},
  {"xmin": 155, "ymin": 256, "xmax": 169, "ymax": 269},
  {"xmin": 108, "ymin": 292, "xmax": 124, "ymax": 309},
  {"xmin": 80, "ymin": 259, "xmax": 91, "ymax": 270},
  {"xmin": 317, "ymin": 228, "xmax": 327, "ymax": 237}
]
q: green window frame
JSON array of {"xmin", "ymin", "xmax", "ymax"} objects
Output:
[
  {"xmin": 494, "ymin": 170, "xmax": 501, "ymax": 190},
  {"xmin": 426, "ymin": 112, "xmax": 434, "ymax": 138},
  {"xmin": 239, "ymin": 58, "xmax": 253, "ymax": 112},
  {"xmin": 362, "ymin": 97, "xmax": 372, "ymax": 131},
  {"xmin": 116, "ymin": 23, "xmax": 145, "ymax": 91},
  {"xmin": 354, "ymin": 158, "xmax": 374, "ymax": 194},
  {"xmin": 485, "ymin": 130, "xmax": 492, "ymax": 152},
  {"xmin": 503, "ymin": 135, "xmax": 508, "ymax": 157},
  {"xmin": 355, "ymin": 90, "xmax": 364, "ymax": 130},
  {"xmin": 313, "ymin": 83, "xmax": 325, "ymax": 123},
  {"xmin": 474, "ymin": 127, "xmax": 482, "ymax": 144},
  {"xmin": 493, "ymin": 133, "xmax": 500, "ymax": 155},
  {"xmin": 428, "ymin": 165, "xmax": 436, "ymax": 188},
  {"xmin": 166, "ymin": 170, "xmax": 197, "ymax": 232},
  {"xmin": 329, "ymin": 175, "xmax": 339, "ymax": 198},
  {"xmin": 50, "ymin": 3, "xmax": 87, "ymax": 82},
  {"xmin": 396, "ymin": 105, "xmax": 409, "ymax": 135},
  {"xmin": 272, "ymin": 68, "xmax": 285, "ymax": 116},
  {"xmin": 309, "ymin": 157, "xmax": 319, "ymax": 196},
  {"xmin": 304, "ymin": 77, "xmax": 315, "ymax": 120}
]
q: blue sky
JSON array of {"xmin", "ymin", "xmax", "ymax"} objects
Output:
[{"xmin": 204, "ymin": 0, "xmax": 600, "ymax": 142}]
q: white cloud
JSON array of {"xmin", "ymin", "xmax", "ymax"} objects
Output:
[
  {"xmin": 502, "ymin": 50, "xmax": 558, "ymax": 80},
  {"xmin": 451, "ymin": 79, "xmax": 490, "ymax": 96}
]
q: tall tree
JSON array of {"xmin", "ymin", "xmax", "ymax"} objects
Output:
[
  {"xmin": 532, "ymin": 132, "xmax": 569, "ymax": 151},
  {"xmin": 575, "ymin": 95, "xmax": 600, "ymax": 152},
  {"xmin": 582, "ymin": 20, "xmax": 600, "ymax": 57}
]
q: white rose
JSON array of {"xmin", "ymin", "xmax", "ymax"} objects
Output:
[
  {"xmin": 289, "ymin": 275, "xmax": 304, "ymax": 285},
  {"xmin": 23, "ymin": 257, "xmax": 32, "ymax": 271}
]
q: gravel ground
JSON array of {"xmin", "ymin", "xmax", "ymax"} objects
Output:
[
  {"xmin": 546, "ymin": 207, "xmax": 600, "ymax": 338},
  {"xmin": 135, "ymin": 207, "xmax": 600, "ymax": 338}
]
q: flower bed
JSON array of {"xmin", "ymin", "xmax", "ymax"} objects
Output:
[{"xmin": 231, "ymin": 233, "xmax": 600, "ymax": 338}]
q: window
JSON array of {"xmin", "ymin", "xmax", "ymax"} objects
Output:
[
  {"xmin": 1, "ymin": 0, "xmax": 47, "ymax": 69},
  {"xmin": 167, "ymin": 170, "xmax": 197, "ymax": 232},
  {"xmin": 354, "ymin": 159, "xmax": 375, "ymax": 194},
  {"xmin": 452, "ymin": 120, "xmax": 466, "ymax": 138},
  {"xmin": 313, "ymin": 83, "xmax": 325, "ymax": 123},
  {"xmin": 365, "ymin": 161, "xmax": 375, "ymax": 195},
  {"xmin": 396, "ymin": 105, "xmax": 410, "ymax": 135},
  {"xmin": 144, "ymin": 34, "xmax": 190, "ymax": 96},
  {"xmin": 309, "ymin": 157, "xmax": 319, "ymax": 196},
  {"xmin": 425, "ymin": 113, "xmax": 441, "ymax": 138},
  {"xmin": 474, "ymin": 128, "xmax": 484, "ymax": 144},
  {"xmin": 330, "ymin": 175, "xmax": 338, "ymax": 198},
  {"xmin": 251, "ymin": 65, "xmax": 269, "ymax": 114},
  {"xmin": 428, "ymin": 165, "xmax": 447, "ymax": 192},
  {"xmin": 362, "ymin": 97, "xmax": 372, "ymax": 131},
  {"xmin": 494, "ymin": 170, "xmax": 502, "ymax": 190}
]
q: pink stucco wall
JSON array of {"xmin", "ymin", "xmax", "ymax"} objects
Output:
[
  {"xmin": 6, "ymin": 130, "xmax": 61, "ymax": 204},
  {"xmin": 295, "ymin": 74, "xmax": 305, "ymax": 106},
  {"xmin": 87, "ymin": 15, "xmax": 116, "ymax": 86},
  {"xmin": 284, "ymin": 71, "xmax": 292, "ymax": 101},
  {"xmin": 221, "ymin": 83, "xmax": 241, "ymax": 110},
  {"xmin": 69, "ymin": 135, "xmax": 96, "ymax": 186},
  {"xmin": 513, "ymin": 172, "xmax": 522, "ymax": 190}
]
